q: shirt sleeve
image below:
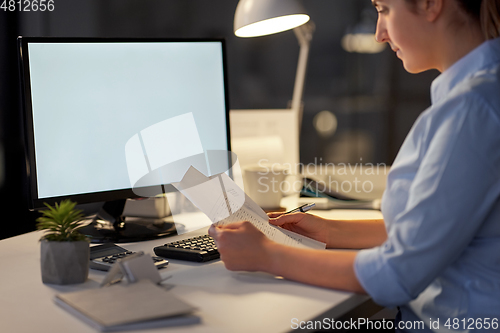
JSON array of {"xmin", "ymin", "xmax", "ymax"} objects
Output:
[{"xmin": 354, "ymin": 93, "xmax": 500, "ymax": 307}]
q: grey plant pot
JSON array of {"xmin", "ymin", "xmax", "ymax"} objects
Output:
[{"xmin": 40, "ymin": 240, "xmax": 90, "ymax": 285}]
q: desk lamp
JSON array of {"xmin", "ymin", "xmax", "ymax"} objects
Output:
[
  {"xmin": 231, "ymin": 0, "xmax": 314, "ymax": 195},
  {"xmin": 233, "ymin": 0, "xmax": 314, "ymax": 128}
]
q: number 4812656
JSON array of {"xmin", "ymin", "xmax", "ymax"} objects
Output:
[
  {"xmin": 444, "ymin": 318, "xmax": 498, "ymax": 330},
  {"xmin": 1, "ymin": 0, "xmax": 55, "ymax": 12}
]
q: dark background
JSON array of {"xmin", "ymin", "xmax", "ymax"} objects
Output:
[{"xmin": 0, "ymin": 0, "xmax": 438, "ymax": 239}]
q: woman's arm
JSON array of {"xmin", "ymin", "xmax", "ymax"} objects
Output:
[
  {"xmin": 269, "ymin": 243, "xmax": 365, "ymax": 293},
  {"xmin": 269, "ymin": 213, "xmax": 387, "ymax": 249},
  {"xmin": 328, "ymin": 218, "xmax": 387, "ymax": 249},
  {"xmin": 209, "ymin": 221, "xmax": 366, "ymax": 293}
]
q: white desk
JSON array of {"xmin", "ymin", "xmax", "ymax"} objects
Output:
[{"xmin": 0, "ymin": 209, "xmax": 383, "ymax": 333}]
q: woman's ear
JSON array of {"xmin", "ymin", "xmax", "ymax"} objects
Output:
[{"xmin": 421, "ymin": 0, "xmax": 444, "ymax": 22}]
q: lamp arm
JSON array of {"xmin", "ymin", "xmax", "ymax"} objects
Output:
[{"xmin": 291, "ymin": 21, "xmax": 315, "ymax": 129}]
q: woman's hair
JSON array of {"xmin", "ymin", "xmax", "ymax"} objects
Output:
[
  {"xmin": 480, "ymin": 0, "xmax": 500, "ymax": 39},
  {"xmin": 405, "ymin": 0, "xmax": 500, "ymax": 39}
]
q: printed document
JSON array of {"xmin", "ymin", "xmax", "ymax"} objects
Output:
[{"xmin": 172, "ymin": 166, "xmax": 325, "ymax": 249}]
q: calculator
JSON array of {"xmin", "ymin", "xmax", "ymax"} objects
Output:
[{"xmin": 89, "ymin": 243, "xmax": 169, "ymax": 271}]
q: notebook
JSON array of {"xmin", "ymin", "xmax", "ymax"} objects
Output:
[{"xmin": 54, "ymin": 280, "xmax": 199, "ymax": 332}]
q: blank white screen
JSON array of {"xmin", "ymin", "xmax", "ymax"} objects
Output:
[{"xmin": 27, "ymin": 41, "xmax": 228, "ymax": 199}]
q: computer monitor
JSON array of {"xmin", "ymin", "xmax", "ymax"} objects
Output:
[{"xmin": 18, "ymin": 37, "xmax": 232, "ymax": 242}]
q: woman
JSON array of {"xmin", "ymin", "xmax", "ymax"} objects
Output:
[{"xmin": 209, "ymin": 0, "xmax": 500, "ymax": 331}]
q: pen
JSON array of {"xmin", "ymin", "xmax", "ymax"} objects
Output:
[{"xmin": 284, "ymin": 203, "xmax": 316, "ymax": 214}]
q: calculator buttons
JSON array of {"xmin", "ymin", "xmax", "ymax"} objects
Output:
[{"xmin": 90, "ymin": 244, "xmax": 169, "ymax": 271}]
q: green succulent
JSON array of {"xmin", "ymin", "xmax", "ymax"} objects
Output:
[{"xmin": 36, "ymin": 199, "xmax": 88, "ymax": 242}]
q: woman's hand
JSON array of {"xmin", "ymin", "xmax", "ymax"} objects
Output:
[
  {"xmin": 267, "ymin": 212, "xmax": 332, "ymax": 245},
  {"xmin": 208, "ymin": 221, "xmax": 276, "ymax": 272}
]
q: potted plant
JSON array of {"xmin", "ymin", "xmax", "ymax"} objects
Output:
[{"xmin": 37, "ymin": 199, "xmax": 90, "ymax": 285}]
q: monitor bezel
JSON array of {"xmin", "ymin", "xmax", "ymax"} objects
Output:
[{"xmin": 18, "ymin": 36, "xmax": 232, "ymax": 210}]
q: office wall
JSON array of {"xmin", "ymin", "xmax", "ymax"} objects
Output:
[{"xmin": 0, "ymin": 0, "xmax": 437, "ymax": 239}]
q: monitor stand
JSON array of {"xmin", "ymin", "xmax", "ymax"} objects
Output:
[{"xmin": 78, "ymin": 200, "xmax": 177, "ymax": 243}]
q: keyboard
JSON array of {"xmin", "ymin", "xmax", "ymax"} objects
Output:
[{"xmin": 153, "ymin": 234, "xmax": 220, "ymax": 262}]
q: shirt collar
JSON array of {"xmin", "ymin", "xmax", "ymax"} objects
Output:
[{"xmin": 431, "ymin": 37, "xmax": 500, "ymax": 105}]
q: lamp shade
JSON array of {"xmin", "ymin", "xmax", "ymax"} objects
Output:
[{"xmin": 234, "ymin": 0, "xmax": 310, "ymax": 37}]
